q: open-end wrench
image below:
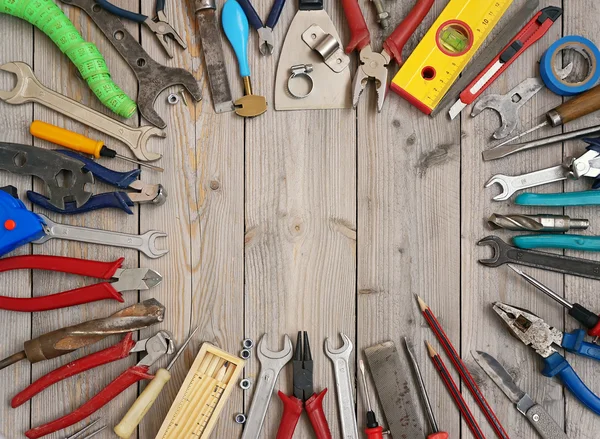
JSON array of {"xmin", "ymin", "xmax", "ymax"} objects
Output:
[
  {"xmin": 485, "ymin": 165, "xmax": 569, "ymax": 201},
  {"xmin": 477, "ymin": 235, "xmax": 600, "ymax": 280},
  {"xmin": 324, "ymin": 333, "xmax": 358, "ymax": 439},
  {"xmin": 472, "ymin": 64, "xmax": 573, "ymax": 140},
  {"xmin": 241, "ymin": 334, "xmax": 293, "ymax": 439},
  {"xmin": 61, "ymin": 0, "xmax": 202, "ymax": 130},
  {"xmin": 0, "ymin": 62, "xmax": 164, "ymax": 162},
  {"xmin": 34, "ymin": 214, "xmax": 168, "ymax": 259}
]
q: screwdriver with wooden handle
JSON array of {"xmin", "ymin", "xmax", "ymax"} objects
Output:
[
  {"xmin": 113, "ymin": 326, "xmax": 199, "ymax": 439},
  {"xmin": 30, "ymin": 121, "xmax": 163, "ymax": 172},
  {"xmin": 496, "ymin": 82, "xmax": 600, "ymax": 148}
]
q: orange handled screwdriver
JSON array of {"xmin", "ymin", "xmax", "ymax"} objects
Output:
[
  {"xmin": 30, "ymin": 121, "xmax": 163, "ymax": 172},
  {"xmin": 358, "ymin": 360, "xmax": 384, "ymax": 439}
]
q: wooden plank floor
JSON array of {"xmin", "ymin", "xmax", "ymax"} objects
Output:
[{"xmin": 0, "ymin": 0, "xmax": 598, "ymax": 438}]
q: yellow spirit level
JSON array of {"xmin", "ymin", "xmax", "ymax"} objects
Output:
[{"xmin": 391, "ymin": 0, "xmax": 514, "ymax": 114}]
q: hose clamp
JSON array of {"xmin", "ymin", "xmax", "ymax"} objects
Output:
[{"xmin": 287, "ymin": 64, "xmax": 314, "ymax": 99}]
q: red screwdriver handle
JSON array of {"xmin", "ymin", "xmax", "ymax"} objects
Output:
[
  {"xmin": 383, "ymin": 0, "xmax": 434, "ymax": 65},
  {"xmin": 25, "ymin": 365, "xmax": 153, "ymax": 439},
  {"xmin": 341, "ymin": 0, "xmax": 370, "ymax": 53},
  {"xmin": 428, "ymin": 433, "xmax": 450, "ymax": 439},
  {"xmin": 588, "ymin": 319, "xmax": 600, "ymax": 338},
  {"xmin": 0, "ymin": 282, "xmax": 124, "ymax": 312},
  {"xmin": 305, "ymin": 388, "xmax": 332, "ymax": 439},
  {"xmin": 276, "ymin": 391, "xmax": 303, "ymax": 439},
  {"xmin": 0, "ymin": 255, "xmax": 124, "ymax": 278},
  {"xmin": 12, "ymin": 334, "xmax": 136, "ymax": 408},
  {"xmin": 366, "ymin": 426, "xmax": 384, "ymax": 439}
]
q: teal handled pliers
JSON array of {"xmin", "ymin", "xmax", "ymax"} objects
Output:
[
  {"xmin": 513, "ymin": 234, "xmax": 600, "ymax": 252},
  {"xmin": 516, "ymin": 190, "xmax": 600, "ymax": 206},
  {"xmin": 494, "ymin": 302, "xmax": 600, "ymax": 416}
]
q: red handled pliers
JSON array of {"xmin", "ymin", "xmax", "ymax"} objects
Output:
[
  {"xmin": 276, "ymin": 331, "xmax": 331, "ymax": 439},
  {"xmin": 0, "ymin": 255, "xmax": 162, "ymax": 312},
  {"xmin": 18, "ymin": 331, "xmax": 174, "ymax": 439},
  {"xmin": 341, "ymin": 0, "xmax": 434, "ymax": 111}
]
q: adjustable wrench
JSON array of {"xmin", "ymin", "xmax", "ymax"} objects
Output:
[
  {"xmin": 324, "ymin": 333, "xmax": 358, "ymax": 439},
  {"xmin": 34, "ymin": 214, "xmax": 168, "ymax": 259},
  {"xmin": 61, "ymin": 0, "xmax": 202, "ymax": 130},
  {"xmin": 0, "ymin": 62, "xmax": 164, "ymax": 162},
  {"xmin": 241, "ymin": 334, "xmax": 293, "ymax": 439}
]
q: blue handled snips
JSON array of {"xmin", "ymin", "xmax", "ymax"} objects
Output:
[
  {"xmin": 26, "ymin": 151, "xmax": 167, "ymax": 215},
  {"xmin": 0, "ymin": 186, "xmax": 46, "ymax": 257},
  {"xmin": 494, "ymin": 302, "xmax": 600, "ymax": 416},
  {"xmin": 236, "ymin": 0, "xmax": 287, "ymax": 55}
]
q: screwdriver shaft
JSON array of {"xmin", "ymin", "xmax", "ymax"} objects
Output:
[
  {"xmin": 508, "ymin": 264, "xmax": 572, "ymax": 309},
  {"xmin": 358, "ymin": 360, "xmax": 373, "ymax": 411},
  {"xmin": 115, "ymin": 153, "xmax": 164, "ymax": 172}
]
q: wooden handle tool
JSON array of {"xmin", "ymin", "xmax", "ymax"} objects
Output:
[{"xmin": 549, "ymin": 83, "xmax": 600, "ymax": 126}]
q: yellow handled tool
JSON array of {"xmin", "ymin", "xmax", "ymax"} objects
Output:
[
  {"xmin": 113, "ymin": 327, "xmax": 199, "ymax": 439},
  {"xmin": 29, "ymin": 121, "xmax": 163, "ymax": 172}
]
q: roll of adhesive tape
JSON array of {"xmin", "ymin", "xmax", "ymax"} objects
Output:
[{"xmin": 540, "ymin": 36, "xmax": 600, "ymax": 96}]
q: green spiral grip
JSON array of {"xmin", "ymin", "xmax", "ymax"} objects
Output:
[{"xmin": 0, "ymin": 0, "xmax": 137, "ymax": 118}]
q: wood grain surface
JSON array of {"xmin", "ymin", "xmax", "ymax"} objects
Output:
[{"xmin": 0, "ymin": 0, "xmax": 597, "ymax": 438}]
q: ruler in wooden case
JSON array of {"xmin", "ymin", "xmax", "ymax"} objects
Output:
[
  {"xmin": 155, "ymin": 343, "xmax": 245, "ymax": 439},
  {"xmin": 390, "ymin": 0, "xmax": 514, "ymax": 114}
]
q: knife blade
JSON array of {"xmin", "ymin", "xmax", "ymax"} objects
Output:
[{"xmin": 472, "ymin": 351, "xmax": 568, "ymax": 439}]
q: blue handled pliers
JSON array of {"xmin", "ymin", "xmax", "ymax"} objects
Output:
[
  {"xmin": 236, "ymin": 0, "xmax": 286, "ymax": 55},
  {"xmin": 95, "ymin": 0, "xmax": 187, "ymax": 58},
  {"xmin": 494, "ymin": 302, "xmax": 600, "ymax": 416},
  {"xmin": 26, "ymin": 151, "xmax": 167, "ymax": 215}
]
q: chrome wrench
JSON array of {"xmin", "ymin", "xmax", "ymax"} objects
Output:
[
  {"xmin": 485, "ymin": 165, "xmax": 570, "ymax": 201},
  {"xmin": 0, "ymin": 62, "xmax": 164, "ymax": 162},
  {"xmin": 324, "ymin": 333, "xmax": 358, "ymax": 439},
  {"xmin": 34, "ymin": 214, "xmax": 168, "ymax": 259},
  {"xmin": 241, "ymin": 334, "xmax": 293, "ymax": 439}
]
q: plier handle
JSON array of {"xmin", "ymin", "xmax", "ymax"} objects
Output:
[
  {"xmin": 27, "ymin": 150, "xmax": 167, "ymax": 215},
  {"xmin": 237, "ymin": 0, "xmax": 286, "ymax": 55},
  {"xmin": 23, "ymin": 331, "xmax": 175, "ymax": 439},
  {"xmin": 95, "ymin": 0, "xmax": 187, "ymax": 57},
  {"xmin": 494, "ymin": 302, "xmax": 600, "ymax": 415},
  {"xmin": 0, "ymin": 255, "xmax": 162, "ymax": 312}
]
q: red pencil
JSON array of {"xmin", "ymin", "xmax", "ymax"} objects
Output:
[{"xmin": 426, "ymin": 341, "xmax": 486, "ymax": 439}]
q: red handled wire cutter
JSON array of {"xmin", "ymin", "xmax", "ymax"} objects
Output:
[
  {"xmin": 276, "ymin": 331, "xmax": 332, "ymax": 439},
  {"xmin": 17, "ymin": 331, "xmax": 174, "ymax": 439},
  {"xmin": 0, "ymin": 255, "xmax": 162, "ymax": 312}
]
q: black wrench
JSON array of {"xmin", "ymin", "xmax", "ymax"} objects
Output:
[
  {"xmin": 477, "ymin": 235, "xmax": 600, "ymax": 280},
  {"xmin": 61, "ymin": 0, "xmax": 202, "ymax": 129}
]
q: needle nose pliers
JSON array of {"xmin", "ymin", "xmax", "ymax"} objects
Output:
[
  {"xmin": 0, "ymin": 255, "xmax": 162, "ymax": 312},
  {"xmin": 276, "ymin": 331, "xmax": 332, "ymax": 439},
  {"xmin": 494, "ymin": 302, "xmax": 600, "ymax": 415},
  {"xmin": 236, "ymin": 0, "xmax": 286, "ymax": 55},
  {"xmin": 95, "ymin": 0, "xmax": 187, "ymax": 58}
]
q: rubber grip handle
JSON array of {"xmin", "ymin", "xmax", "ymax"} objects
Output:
[
  {"xmin": 365, "ymin": 426, "xmax": 384, "ymax": 439},
  {"xmin": 555, "ymin": 83, "xmax": 600, "ymax": 125},
  {"xmin": 305, "ymin": 389, "xmax": 332, "ymax": 439},
  {"xmin": 588, "ymin": 320, "xmax": 600, "ymax": 338},
  {"xmin": 515, "ymin": 190, "xmax": 600, "ymax": 206},
  {"xmin": 30, "ymin": 121, "xmax": 105, "ymax": 158},
  {"xmin": 428, "ymin": 433, "xmax": 449, "ymax": 439},
  {"xmin": 156, "ymin": 0, "xmax": 166, "ymax": 13},
  {"xmin": 383, "ymin": 0, "xmax": 434, "ymax": 65},
  {"xmin": 27, "ymin": 191, "xmax": 135, "ymax": 215},
  {"xmin": 299, "ymin": 0, "xmax": 323, "ymax": 11},
  {"xmin": 114, "ymin": 368, "xmax": 172, "ymax": 439},
  {"xmin": 265, "ymin": 0, "xmax": 286, "ymax": 29},
  {"xmin": 12, "ymin": 334, "xmax": 136, "ymax": 408},
  {"xmin": 513, "ymin": 234, "xmax": 600, "ymax": 252},
  {"xmin": 56, "ymin": 150, "xmax": 141, "ymax": 188},
  {"xmin": 542, "ymin": 352, "xmax": 600, "ymax": 416},
  {"xmin": 341, "ymin": 0, "xmax": 370, "ymax": 53},
  {"xmin": 0, "ymin": 255, "xmax": 123, "ymax": 278},
  {"xmin": 236, "ymin": 0, "xmax": 264, "ymax": 30},
  {"xmin": 561, "ymin": 329, "xmax": 600, "ymax": 361},
  {"xmin": 275, "ymin": 391, "xmax": 303, "ymax": 439},
  {"xmin": 222, "ymin": 0, "xmax": 251, "ymax": 78},
  {"xmin": 525, "ymin": 404, "xmax": 569, "ymax": 439},
  {"xmin": 26, "ymin": 365, "xmax": 153, "ymax": 439},
  {"xmin": 95, "ymin": 0, "xmax": 147, "ymax": 23}
]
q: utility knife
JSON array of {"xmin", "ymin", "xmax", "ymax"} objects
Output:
[{"xmin": 472, "ymin": 351, "xmax": 568, "ymax": 439}]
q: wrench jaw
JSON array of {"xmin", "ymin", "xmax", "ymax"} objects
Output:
[
  {"xmin": 477, "ymin": 236, "xmax": 506, "ymax": 267},
  {"xmin": 324, "ymin": 333, "xmax": 353, "ymax": 358},
  {"xmin": 485, "ymin": 175, "xmax": 513, "ymax": 201},
  {"xmin": 0, "ymin": 62, "xmax": 32, "ymax": 104},
  {"xmin": 256, "ymin": 334, "xmax": 294, "ymax": 364},
  {"xmin": 145, "ymin": 231, "xmax": 169, "ymax": 259},
  {"xmin": 135, "ymin": 127, "xmax": 166, "ymax": 163}
]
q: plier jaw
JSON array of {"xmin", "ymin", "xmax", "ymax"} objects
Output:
[
  {"xmin": 352, "ymin": 46, "xmax": 390, "ymax": 112},
  {"xmin": 111, "ymin": 267, "xmax": 163, "ymax": 291},
  {"xmin": 258, "ymin": 27, "xmax": 275, "ymax": 55},
  {"xmin": 493, "ymin": 302, "xmax": 563, "ymax": 358},
  {"xmin": 292, "ymin": 331, "xmax": 315, "ymax": 401},
  {"xmin": 145, "ymin": 18, "xmax": 188, "ymax": 58},
  {"xmin": 131, "ymin": 330, "xmax": 175, "ymax": 366}
]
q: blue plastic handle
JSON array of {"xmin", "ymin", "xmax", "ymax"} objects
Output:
[
  {"xmin": 515, "ymin": 190, "xmax": 600, "ymax": 206},
  {"xmin": 542, "ymin": 352, "xmax": 600, "ymax": 415},
  {"xmin": 27, "ymin": 192, "xmax": 134, "ymax": 215},
  {"xmin": 562, "ymin": 329, "xmax": 600, "ymax": 362},
  {"xmin": 236, "ymin": 0, "xmax": 264, "ymax": 30},
  {"xmin": 513, "ymin": 234, "xmax": 600, "ymax": 252},
  {"xmin": 56, "ymin": 150, "xmax": 141, "ymax": 189},
  {"xmin": 222, "ymin": 0, "xmax": 251, "ymax": 77},
  {"xmin": 0, "ymin": 190, "xmax": 46, "ymax": 257},
  {"xmin": 265, "ymin": 0, "xmax": 286, "ymax": 29},
  {"xmin": 95, "ymin": 0, "xmax": 148, "ymax": 23}
]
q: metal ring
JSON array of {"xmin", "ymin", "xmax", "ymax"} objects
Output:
[
  {"xmin": 240, "ymin": 349, "xmax": 251, "ymax": 360},
  {"xmin": 242, "ymin": 338, "xmax": 254, "ymax": 349},
  {"xmin": 287, "ymin": 64, "xmax": 314, "ymax": 99},
  {"xmin": 240, "ymin": 378, "xmax": 252, "ymax": 390},
  {"xmin": 235, "ymin": 413, "xmax": 247, "ymax": 424},
  {"xmin": 167, "ymin": 93, "xmax": 180, "ymax": 105}
]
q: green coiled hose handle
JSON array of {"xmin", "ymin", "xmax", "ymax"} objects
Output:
[{"xmin": 1, "ymin": 0, "xmax": 137, "ymax": 118}]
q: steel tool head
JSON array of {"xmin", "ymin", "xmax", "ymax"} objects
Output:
[
  {"xmin": 258, "ymin": 27, "xmax": 274, "ymax": 55},
  {"xmin": 0, "ymin": 62, "xmax": 35, "ymax": 103},
  {"xmin": 492, "ymin": 302, "xmax": 562, "ymax": 358},
  {"xmin": 292, "ymin": 331, "xmax": 314, "ymax": 401},
  {"xmin": 256, "ymin": 333, "xmax": 294, "ymax": 366},
  {"xmin": 134, "ymin": 330, "xmax": 176, "ymax": 367},
  {"xmin": 471, "ymin": 350, "xmax": 526, "ymax": 404},
  {"xmin": 485, "ymin": 175, "xmax": 514, "ymax": 201},
  {"xmin": 354, "ymin": 46, "xmax": 390, "ymax": 112},
  {"xmin": 145, "ymin": 19, "xmax": 188, "ymax": 58},
  {"xmin": 477, "ymin": 235, "xmax": 511, "ymax": 266},
  {"xmin": 111, "ymin": 268, "xmax": 163, "ymax": 291},
  {"xmin": 141, "ymin": 230, "xmax": 169, "ymax": 259},
  {"xmin": 324, "ymin": 332, "xmax": 353, "ymax": 360}
]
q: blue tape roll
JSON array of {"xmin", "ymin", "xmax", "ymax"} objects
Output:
[{"xmin": 540, "ymin": 36, "xmax": 600, "ymax": 96}]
